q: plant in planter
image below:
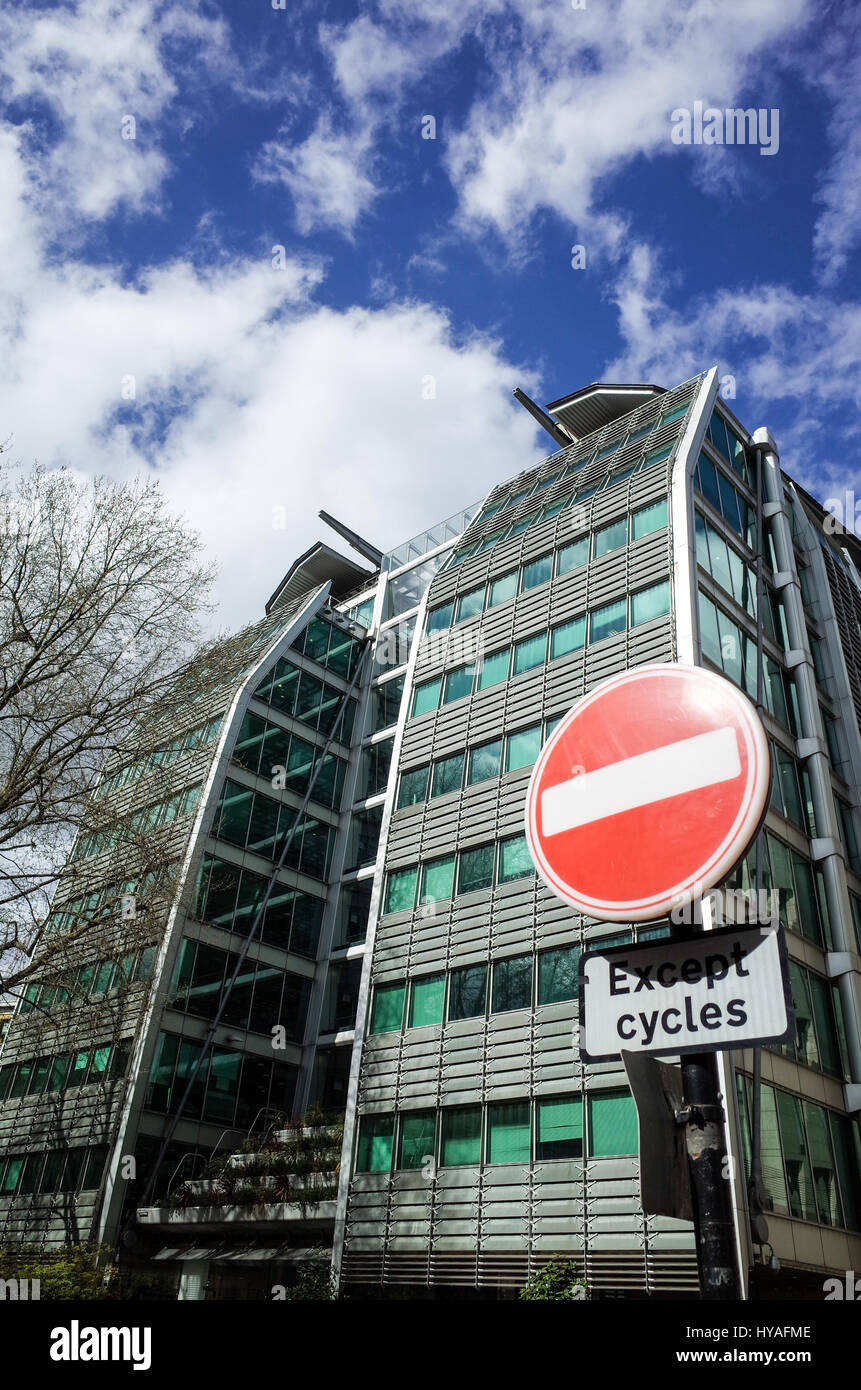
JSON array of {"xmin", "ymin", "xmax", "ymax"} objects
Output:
[{"xmin": 519, "ymin": 1259, "xmax": 588, "ymax": 1301}]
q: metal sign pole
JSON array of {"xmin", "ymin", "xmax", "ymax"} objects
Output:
[{"xmin": 678, "ymin": 1047, "xmax": 742, "ymax": 1299}]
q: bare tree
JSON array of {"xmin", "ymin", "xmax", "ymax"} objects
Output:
[{"xmin": 0, "ymin": 446, "xmax": 218, "ymax": 1001}]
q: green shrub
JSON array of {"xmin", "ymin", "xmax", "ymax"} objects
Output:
[{"xmin": 519, "ymin": 1259, "xmax": 587, "ymax": 1301}]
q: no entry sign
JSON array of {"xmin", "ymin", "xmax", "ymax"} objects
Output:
[
  {"xmin": 579, "ymin": 924, "xmax": 793, "ymax": 1062},
  {"xmin": 524, "ymin": 663, "xmax": 770, "ymax": 921}
]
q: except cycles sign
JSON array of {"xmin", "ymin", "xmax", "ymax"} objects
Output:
[
  {"xmin": 524, "ymin": 663, "xmax": 771, "ymax": 922},
  {"xmin": 579, "ymin": 923, "xmax": 794, "ymax": 1062}
]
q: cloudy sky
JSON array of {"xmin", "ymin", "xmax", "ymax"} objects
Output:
[{"xmin": 1, "ymin": 0, "xmax": 858, "ymax": 630}]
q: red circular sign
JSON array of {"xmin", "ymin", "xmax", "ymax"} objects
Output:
[{"xmin": 524, "ymin": 662, "xmax": 771, "ymax": 921}]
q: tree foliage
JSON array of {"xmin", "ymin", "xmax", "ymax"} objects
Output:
[{"xmin": 519, "ymin": 1259, "xmax": 588, "ymax": 1301}]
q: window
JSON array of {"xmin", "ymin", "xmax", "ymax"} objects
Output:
[
  {"xmin": 537, "ymin": 1097, "xmax": 583, "ymax": 1160},
  {"xmin": 589, "ymin": 1090, "xmax": 638, "ymax": 1155},
  {"xmin": 356, "ymin": 1115, "xmax": 394, "ymax": 1172},
  {"xmin": 371, "ymin": 984, "xmax": 405, "ymax": 1034},
  {"xmin": 513, "ymin": 632, "xmax": 546, "ymax": 675},
  {"xmin": 593, "ymin": 517, "xmax": 627, "ymax": 557},
  {"xmin": 505, "ymin": 724, "xmax": 542, "ymax": 772},
  {"xmin": 489, "ymin": 571, "xmax": 517, "ymax": 607},
  {"xmin": 456, "ymin": 587, "xmax": 484, "ymax": 623},
  {"xmin": 412, "ymin": 678, "xmax": 442, "ymax": 717},
  {"xmin": 632, "ymin": 498, "xmax": 668, "ymax": 539},
  {"xmin": 448, "ymin": 965, "xmax": 487, "ymax": 1021},
  {"xmin": 431, "ymin": 753, "xmax": 464, "ymax": 798},
  {"xmin": 409, "ymin": 975, "xmax": 445, "ymax": 1028},
  {"xmin": 521, "ymin": 554, "xmax": 553, "ymax": 592},
  {"xmin": 441, "ymin": 1107, "xmax": 482, "ymax": 1166},
  {"xmin": 487, "ymin": 1102, "xmax": 530, "ymax": 1163},
  {"xmin": 384, "ymin": 867, "xmax": 417, "ymax": 914},
  {"xmin": 398, "ymin": 764, "xmax": 429, "ymax": 809},
  {"xmin": 538, "ymin": 946, "xmax": 580, "ymax": 1005},
  {"xmin": 550, "ymin": 616, "xmax": 585, "ymax": 660},
  {"xmin": 477, "ymin": 648, "xmax": 509, "ymax": 689},
  {"xmin": 492, "ymin": 955, "xmax": 532, "ymax": 1012},
  {"xmin": 444, "ymin": 664, "xmax": 476, "ymax": 705},
  {"xmin": 458, "ymin": 844, "xmax": 495, "ymax": 894},
  {"xmin": 556, "ymin": 538, "xmax": 589, "ymax": 574},
  {"xmin": 426, "ymin": 602, "xmax": 452, "ymax": 634},
  {"xmin": 631, "ymin": 579, "xmax": 671, "ymax": 626},
  {"xmin": 420, "ymin": 856, "xmax": 455, "ymax": 903},
  {"xmin": 398, "ymin": 1112, "xmax": 436, "ymax": 1170},
  {"xmin": 498, "ymin": 834, "xmax": 533, "ymax": 883},
  {"xmin": 590, "ymin": 598, "xmax": 627, "ymax": 644},
  {"xmin": 468, "ymin": 739, "xmax": 502, "ymax": 784}
]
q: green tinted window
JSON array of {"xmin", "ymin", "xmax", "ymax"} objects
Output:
[
  {"xmin": 421, "ymin": 857, "xmax": 455, "ymax": 903},
  {"xmin": 499, "ymin": 834, "xmax": 533, "ymax": 883},
  {"xmin": 521, "ymin": 554, "xmax": 553, "ymax": 592},
  {"xmin": 456, "ymin": 587, "xmax": 484, "ymax": 623},
  {"xmin": 550, "ymin": 616, "xmax": 586, "ymax": 659},
  {"xmin": 412, "ymin": 678, "xmax": 442, "ymax": 717},
  {"xmin": 441, "ymin": 1107, "xmax": 482, "ymax": 1166},
  {"xmin": 594, "ymin": 517, "xmax": 627, "ymax": 557},
  {"xmin": 459, "ymin": 844, "xmax": 494, "ymax": 894},
  {"xmin": 487, "ymin": 1102, "xmax": 530, "ymax": 1164},
  {"xmin": 537, "ymin": 1097, "xmax": 583, "ymax": 1159},
  {"xmin": 631, "ymin": 580, "xmax": 671, "ymax": 626},
  {"xmin": 488, "ymin": 571, "xmax": 517, "ymax": 607},
  {"xmin": 513, "ymin": 633, "xmax": 546, "ymax": 675},
  {"xmin": 477, "ymin": 648, "xmax": 509, "ymax": 689},
  {"xmin": 397, "ymin": 765, "xmax": 429, "ymax": 809},
  {"xmin": 431, "ymin": 753, "xmax": 464, "ymax": 797},
  {"xmin": 426, "ymin": 603, "xmax": 452, "ymax": 634},
  {"xmin": 589, "ymin": 1090, "xmax": 638, "ymax": 1155},
  {"xmin": 448, "ymin": 965, "xmax": 487, "ymax": 1020},
  {"xmin": 538, "ymin": 947, "xmax": 580, "ymax": 1005},
  {"xmin": 505, "ymin": 724, "xmax": 542, "ymax": 772},
  {"xmin": 556, "ymin": 538, "xmax": 589, "ymax": 574},
  {"xmin": 444, "ymin": 664, "xmax": 475, "ymax": 704},
  {"xmin": 356, "ymin": 1115, "xmax": 394, "ymax": 1172},
  {"xmin": 492, "ymin": 954, "xmax": 532, "ymax": 1012},
  {"xmin": 384, "ymin": 867, "xmax": 417, "ymax": 914},
  {"xmin": 468, "ymin": 739, "xmax": 502, "ymax": 784},
  {"xmin": 590, "ymin": 598, "xmax": 627, "ymax": 643},
  {"xmin": 398, "ymin": 1112, "xmax": 436, "ymax": 1170},
  {"xmin": 409, "ymin": 975, "xmax": 445, "ymax": 1028},
  {"xmin": 632, "ymin": 498, "xmax": 668, "ymax": 539},
  {"xmin": 371, "ymin": 984, "xmax": 405, "ymax": 1034}
]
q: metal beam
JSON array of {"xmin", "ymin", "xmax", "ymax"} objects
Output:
[
  {"xmin": 318, "ymin": 511, "xmax": 383, "ymax": 568},
  {"xmin": 512, "ymin": 387, "xmax": 574, "ymax": 449}
]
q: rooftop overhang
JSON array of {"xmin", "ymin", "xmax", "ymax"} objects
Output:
[
  {"xmin": 265, "ymin": 542, "xmax": 375, "ymax": 615},
  {"xmin": 546, "ymin": 383, "xmax": 666, "ymax": 441}
]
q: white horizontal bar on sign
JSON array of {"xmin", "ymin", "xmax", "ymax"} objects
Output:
[{"xmin": 540, "ymin": 726, "xmax": 741, "ymax": 837}]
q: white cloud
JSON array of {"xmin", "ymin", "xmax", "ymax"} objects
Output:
[
  {"xmin": 252, "ymin": 115, "xmax": 379, "ymax": 238},
  {"xmin": 809, "ymin": 9, "xmax": 861, "ymax": 285},
  {"xmin": 0, "ymin": 0, "xmax": 231, "ymax": 222}
]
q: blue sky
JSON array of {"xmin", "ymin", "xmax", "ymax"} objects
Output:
[{"xmin": 1, "ymin": 0, "xmax": 858, "ymax": 627}]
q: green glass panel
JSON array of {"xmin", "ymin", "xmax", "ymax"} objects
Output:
[
  {"xmin": 357, "ymin": 1115, "xmax": 394, "ymax": 1172},
  {"xmin": 398, "ymin": 1112, "xmax": 436, "ymax": 1170},
  {"xmin": 456, "ymin": 587, "xmax": 485, "ymax": 623},
  {"xmin": 426, "ymin": 603, "xmax": 452, "ymax": 634},
  {"xmin": 412, "ymin": 678, "xmax": 442, "ymax": 717},
  {"xmin": 550, "ymin": 616, "xmax": 585, "ymax": 659},
  {"xmin": 632, "ymin": 498, "xmax": 668, "ymax": 540},
  {"xmin": 513, "ymin": 633, "xmax": 546, "ymax": 674},
  {"xmin": 458, "ymin": 844, "xmax": 494, "ymax": 893},
  {"xmin": 385, "ymin": 867, "xmax": 418, "ymax": 914},
  {"xmin": 537, "ymin": 1097, "xmax": 583, "ymax": 1159},
  {"xmin": 443, "ymin": 664, "xmax": 475, "ymax": 704},
  {"xmin": 499, "ymin": 835, "xmax": 533, "ymax": 883},
  {"xmin": 409, "ymin": 975, "xmax": 445, "ymax": 1028},
  {"xmin": 468, "ymin": 740, "xmax": 501, "ymax": 784},
  {"xmin": 448, "ymin": 965, "xmax": 487, "ymax": 1020},
  {"xmin": 789, "ymin": 961, "xmax": 818, "ymax": 1070},
  {"xmin": 477, "ymin": 648, "xmax": 510, "ymax": 689},
  {"xmin": 442, "ymin": 1107, "xmax": 481, "ymax": 1166},
  {"xmin": 398, "ymin": 765, "xmax": 429, "ymax": 808},
  {"xmin": 589, "ymin": 598, "xmax": 626, "ymax": 644},
  {"xmin": 371, "ymin": 983, "xmax": 405, "ymax": 1034},
  {"xmin": 505, "ymin": 724, "xmax": 542, "ymax": 772},
  {"xmin": 593, "ymin": 517, "xmax": 627, "ymax": 557},
  {"xmin": 538, "ymin": 947, "xmax": 580, "ymax": 1005},
  {"xmin": 804, "ymin": 1101, "xmax": 840, "ymax": 1226},
  {"xmin": 487, "ymin": 1102, "xmax": 530, "ymax": 1163},
  {"xmin": 431, "ymin": 753, "xmax": 464, "ymax": 797},
  {"xmin": 631, "ymin": 580, "xmax": 670, "ymax": 626},
  {"xmin": 488, "ymin": 571, "xmax": 517, "ymax": 607},
  {"xmin": 775, "ymin": 1088, "xmax": 816, "ymax": 1221},
  {"xmin": 492, "ymin": 954, "xmax": 532, "ymax": 1012},
  {"xmin": 830, "ymin": 1112, "xmax": 861, "ymax": 1230},
  {"xmin": 589, "ymin": 1090, "xmax": 638, "ymax": 1156},
  {"xmin": 698, "ymin": 590, "xmax": 722, "ymax": 666},
  {"xmin": 809, "ymin": 973, "xmax": 841, "ymax": 1076},
  {"xmin": 421, "ymin": 856, "xmax": 455, "ymax": 903},
  {"xmin": 521, "ymin": 554, "xmax": 553, "ymax": 592},
  {"xmin": 556, "ymin": 537, "xmax": 589, "ymax": 574}
]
